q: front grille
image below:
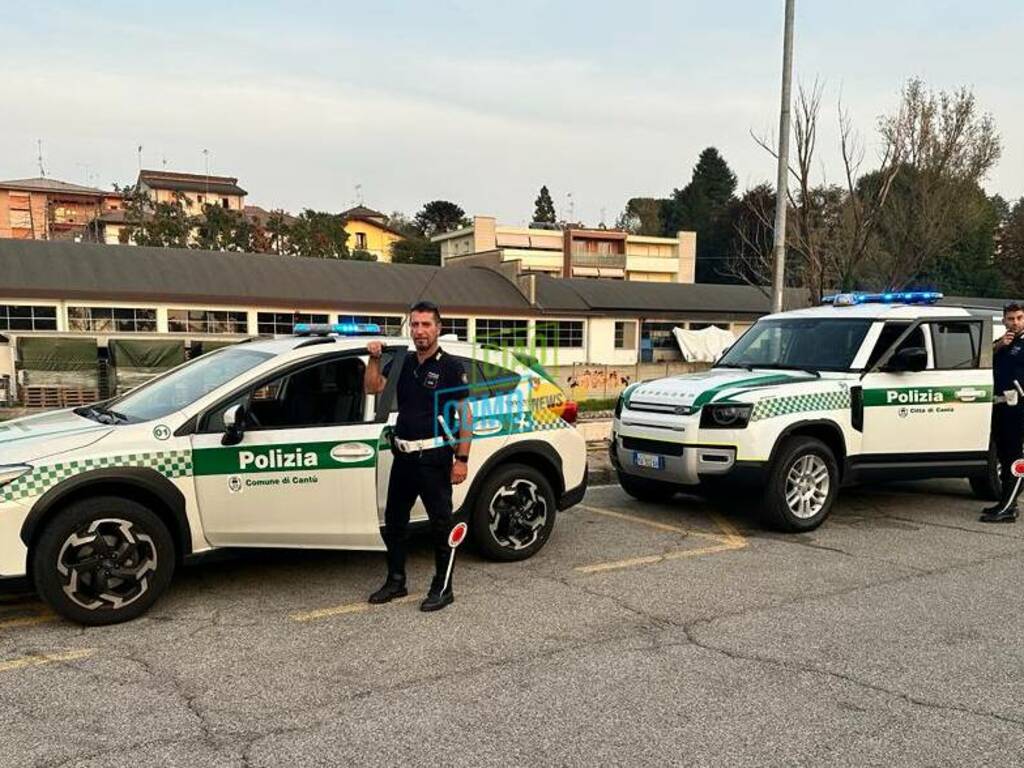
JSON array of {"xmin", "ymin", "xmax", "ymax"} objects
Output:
[
  {"xmin": 629, "ymin": 402, "xmax": 698, "ymax": 415},
  {"xmin": 621, "ymin": 436, "xmax": 686, "ymax": 456}
]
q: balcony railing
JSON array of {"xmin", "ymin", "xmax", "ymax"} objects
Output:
[{"xmin": 570, "ymin": 251, "xmax": 627, "ymax": 269}]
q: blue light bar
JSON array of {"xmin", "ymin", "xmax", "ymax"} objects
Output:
[
  {"xmin": 294, "ymin": 322, "xmax": 382, "ymax": 336},
  {"xmin": 822, "ymin": 291, "xmax": 944, "ymax": 307}
]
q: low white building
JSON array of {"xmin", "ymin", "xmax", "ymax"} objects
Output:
[{"xmin": 0, "ymin": 240, "xmax": 811, "ymax": 404}]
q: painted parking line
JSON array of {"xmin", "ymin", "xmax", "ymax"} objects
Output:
[
  {"xmin": 574, "ymin": 504, "xmax": 748, "ymax": 574},
  {"xmin": 0, "ymin": 649, "xmax": 94, "ymax": 674},
  {"xmin": 290, "ymin": 594, "xmax": 420, "ymax": 623},
  {"xmin": 0, "ymin": 613, "xmax": 57, "ymax": 630}
]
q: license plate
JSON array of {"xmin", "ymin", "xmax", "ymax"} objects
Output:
[{"xmin": 633, "ymin": 451, "xmax": 665, "ymax": 470}]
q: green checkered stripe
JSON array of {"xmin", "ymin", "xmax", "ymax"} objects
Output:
[
  {"xmin": 2, "ymin": 450, "xmax": 193, "ymax": 504},
  {"xmin": 750, "ymin": 391, "xmax": 851, "ymax": 422}
]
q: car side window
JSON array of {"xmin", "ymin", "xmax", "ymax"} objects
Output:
[
  {"xmin": 865, "ymin": 323, "xmax": 927, "ymax": 370},
  {"xmin": 929, "ymin": 321, "xmax": 981, "ymax": 370},
  {"xmin": 205, "ymin": 356, "xmax": 367, "ymax": 432}
]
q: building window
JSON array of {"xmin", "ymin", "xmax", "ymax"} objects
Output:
[
  {"xmin": 355, "ymin": 232, "xmax": 368, "ymax": 250},
  {"xmin": 197, "ymin": 195, "xmax": 205, "ymax": 205},
  {"xmin": 614, "ymin": 321, "xmax": 637, "ymax": 349},
  {"xmin": 68, "ymin": 306, "xmax": 157, "ymax": 333},
  {"xmin": 0, "ymin": 305, "xmax": 58, "ymax": 331},
  {"xmin": 257, "ymin": 312, "xmax": 330, "ymax": 336},
  {"xmin": 475, "ymin": 319, "xmax": 529, "ymax": 348},
  {"xmin": 221, "ymin": 197, "xmax": 230, "ymax": 208},
  {"xmin": 535, "ymin": 320, "xmax": 584, "ymax": 348},
  {"xmin": 444, "ymin": 318, "xmax": 469, "ymax": 341},
  {"xmin": 642, "ymin": 321, "xmax": 685, "ymax": 349},
  {"xmin": 349, "ymin": 315, "xmax": 403, "ymax": 336},
  {"xmin": 168, "ymin": 309, "xmax": 248, "ymax": 334}
]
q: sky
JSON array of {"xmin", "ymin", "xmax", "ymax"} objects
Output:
[{"xmin": 2, "ymin": 1, "xmax": 1021, "ymax": 226}]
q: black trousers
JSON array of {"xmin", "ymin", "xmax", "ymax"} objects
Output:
[
  {"xmin": 382, "ymin": 450, "xmax": 455, "ymax": 587},
  {"xmin": 994, "ymin": 404, "xmax": 1024, "ymax": 506}
]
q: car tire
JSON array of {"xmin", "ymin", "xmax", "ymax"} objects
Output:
[
  {"xmin": 32, "ymin": 496, "xmax": 176, "ymax": 626},
  {"xmin": 762, "ymin": 436, "xmax": 839, "ymax": 532},
  {"xmin": 969, "ymin": 439, "xmax": 1001, "ymax": 501},
  {"xmin": 470, "ymin": 463, "xmax": 556, "ymax": 562},
  {"xmin": 617, "ymin": 471, "xmax": 680, "ymax": 503}
]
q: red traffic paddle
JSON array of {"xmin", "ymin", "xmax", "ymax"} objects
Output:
[{"xmin": 441, "ymin": 522, "xmax": 469, "ymax": 594}]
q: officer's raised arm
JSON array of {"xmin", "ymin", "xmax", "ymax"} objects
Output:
[{"xmin": 365, "ymin": 340, "xmax": 387, "ymax": 394}]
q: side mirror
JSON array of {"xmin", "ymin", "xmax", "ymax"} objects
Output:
[
  {"xmin": 222, "ymin": 403, "xmax": 246, "ymax": 446},
  {"xmin": 886, "ymin": 347, "xmax": 928, "ymax": 373}
]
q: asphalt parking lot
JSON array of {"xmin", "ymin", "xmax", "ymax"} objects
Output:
[{"xmin": 2, "ymin": 478, "xmax": 1023, "ymax": 767}]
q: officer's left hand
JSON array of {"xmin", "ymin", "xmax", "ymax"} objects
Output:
[{"xmin": 451, "ymin": 460, "xmax": 468, "ymax": 485}]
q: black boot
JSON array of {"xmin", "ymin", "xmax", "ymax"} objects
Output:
[
  {"xmin": 368, "ymin": 574, "xmax": 407, "ymax": 604},
  {"xmin": 980, "ymin": 505, "xmax": 1019, "ymax": 524},
  {"xmin": 420, "ymin": 576, "xmax": 454, "ymax": 612},
  {"xmin": 980, "ymin": 502, "xmax": 1005, "ymax": 515}
]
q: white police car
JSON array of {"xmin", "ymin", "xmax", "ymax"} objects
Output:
[
  {"xmin": 0, "ymin": 325, "xmax": 587, "ymax": 624},
  {"xmin": 613, "ymin": 293, "xmax": 1001, "ymax": 531}
]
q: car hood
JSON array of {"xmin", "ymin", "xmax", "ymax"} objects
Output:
[
  {"xmin": 626, "ymin": 368, "xmax": 816, "ymax": 410},
  {"xmin": 0, "ymin": 409, "xmax": 114, "ymax": 464}
]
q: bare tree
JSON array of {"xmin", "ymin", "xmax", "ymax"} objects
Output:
[
  {"xmin": 869, "ymin": 79, "xmax": 1002, "ymax": 288},
  {"xmin": 737, "ymin": 80, "xmax": 903, "ymax": 303}
]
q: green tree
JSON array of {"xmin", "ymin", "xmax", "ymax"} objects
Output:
[
  {"xmin": 927, "ymin": 189, "xmax": 1004, "ymax": 297},
  {"xmin": 662, "ymin": 147, "xmax": 738, "ymax": 282},
  {"xmin": 391, "ymin": 237, "xmax": 441, "ymax": 265},
  {"xmin": 193, "ymin": 204, "xmax": 252, "ymax": 252},
  {"xmin": 533, "ymin": 185, "xmax": 557, "ymax": 223},
  {"xmin": 285, "ymin": 209, "xmax": 350, "ymax": 259},
  {"xmin": 996, "ymin": 197, "xmax": 1024, "ymax": 296},
  {"xmin": 117, "ymin": 185, "xmax": 191, "ymax": 249},
  {"xmin": 413, "ymin": 200, "xmax": 468, "ymax": 237},
  {"xmin": 867, "ymin": 79, "xmax": 1002, "ymax": 289},
  {"xmin": 615, "ymin": 197, "xmax": 665, "ymax": 235}
]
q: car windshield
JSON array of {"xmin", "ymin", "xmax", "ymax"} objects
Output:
[
  {"xmin": 96, "ymin": 348, "xmax": 274, "ymax": 423},
  {"xmin": 717, "ymin": 318, "xmax": 874, "ymax": 373}
]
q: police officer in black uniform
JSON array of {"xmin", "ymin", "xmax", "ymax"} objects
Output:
[
  {"xmin": 981, "ymin": 302, "xmax": 1024, "ymax": 523},
  {"xmin": 364, "ymin": 301, "xmax": 472, "ymax": 610}
]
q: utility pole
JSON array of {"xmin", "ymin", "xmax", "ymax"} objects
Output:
[{"xmin": 771, "ymin": 0, "xmax": 795, "ymax": 314}]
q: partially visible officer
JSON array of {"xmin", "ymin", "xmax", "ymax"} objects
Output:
[
  {"xmin": 364, "ymin": 301, "xmax": 473, "ymax": 610},
  {"xmin": 981, "ymin": 302, "xmax": 1024, "ymax": 523}
]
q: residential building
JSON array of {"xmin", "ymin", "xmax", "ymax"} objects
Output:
[
  {"xmin": 340, "ymin": 205, "xmax": 406, "ymax": 263},
  {"xmin": 136, "ymin": 169, "xmax": 247, "ymax": 215},
  {"xmin": 0, "ymin": 177, "xmax": 121, "ymax": 241},
  {"xmin": 433, "ymin": 215, "xmax": 696, "ymax": 282}
]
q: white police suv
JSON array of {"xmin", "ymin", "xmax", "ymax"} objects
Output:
[
  {"xmin": 613, "ymin": 293, "xmax": 1001, "ymax": 531},
  {"xmin": 0, "ymin": 325, "xmax": 587, "ymax": 624}
]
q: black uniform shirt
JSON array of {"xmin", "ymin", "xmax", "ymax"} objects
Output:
[
  {"xmin": 384, "ymin": 347, "xmax": 468, "ymax": 441},
  {"xmin": 994, "ymin": 332, "xmax": 1024, "ymax": 397}
]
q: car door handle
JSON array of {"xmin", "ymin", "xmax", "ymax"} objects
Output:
[
  {"xmin": 330, "ymin": 442, "xmax": 376, "ymax": 463},
  {"xmin": 472, "ymin": 419, "xmax": 504, "ymax": 436}
]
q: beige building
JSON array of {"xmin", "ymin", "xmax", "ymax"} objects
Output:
[
  {"xmin": 433, "ymin": 216, "xmax": 696, "ymax": 282},
  {"xmin": 136, "ymin": 169, "xmax": 247, "ymax": 215}
]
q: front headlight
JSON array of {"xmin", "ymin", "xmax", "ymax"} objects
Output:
[
  {"xmin": 0, "ymin": 465, "xmax": 32, "ymax": 488},
  {"xmin": 700, "ymin": 404, "xmax": 753, "ymax": 429}
]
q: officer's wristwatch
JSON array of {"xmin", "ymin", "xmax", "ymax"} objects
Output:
[{"xmin": 455, "ymin": 455, "xmax": 469, "ymax": 463}]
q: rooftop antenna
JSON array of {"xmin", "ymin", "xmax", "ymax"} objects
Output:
[
  {"xmin": 202, "ymin": 148, "xmax": 210, "ymax": 196},
  {"xmin": 600, "ymin": 206, "xmax": 607, "ymax": 228},
  {"xmin": 161, "ymin": 155, "xmax": 168, "ymax": 168},
  {"xmin": 137, "ymin": 144, "xmax": 143, "ymax": 172},
  {"xmin": 36, "ymin": 139, "xmax": 46, "ymax": 177},
  {"xmin": 566, "ymin": 192, "xmax": 575, "ymax": 224},
  {"xmin": 355, "ymin": 183, "xmax": 363, "ymax": 205}
]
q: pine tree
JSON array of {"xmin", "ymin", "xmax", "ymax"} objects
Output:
[
  {"xmin": 663, "ymin": 147, "xmax": 738, "ymax": 282},
  {"xmin": 533, "ymin": 185, "xmax": 557, "ymax": 223}
]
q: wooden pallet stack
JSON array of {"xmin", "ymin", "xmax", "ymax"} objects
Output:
[{"xmin": 21, "ymin": 386, "xmax": 100, "ymax": 409}]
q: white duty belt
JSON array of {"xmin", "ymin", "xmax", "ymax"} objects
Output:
[{"xmin": 393, "ymin": 436, "xmax": 448, "ymax": 453}]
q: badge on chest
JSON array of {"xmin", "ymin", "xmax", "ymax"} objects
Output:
[{"xmin": 422, "ymin": 370, "xmax": 441, "ymax": 389}]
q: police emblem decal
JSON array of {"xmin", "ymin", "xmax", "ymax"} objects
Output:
[
  {"xmin": 898, "ymin": 407, "xmax": 909, "ymax": 419},
  {"xmin": 227, "ymin": 475, "xmax": 243, "ymax": 494}
]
